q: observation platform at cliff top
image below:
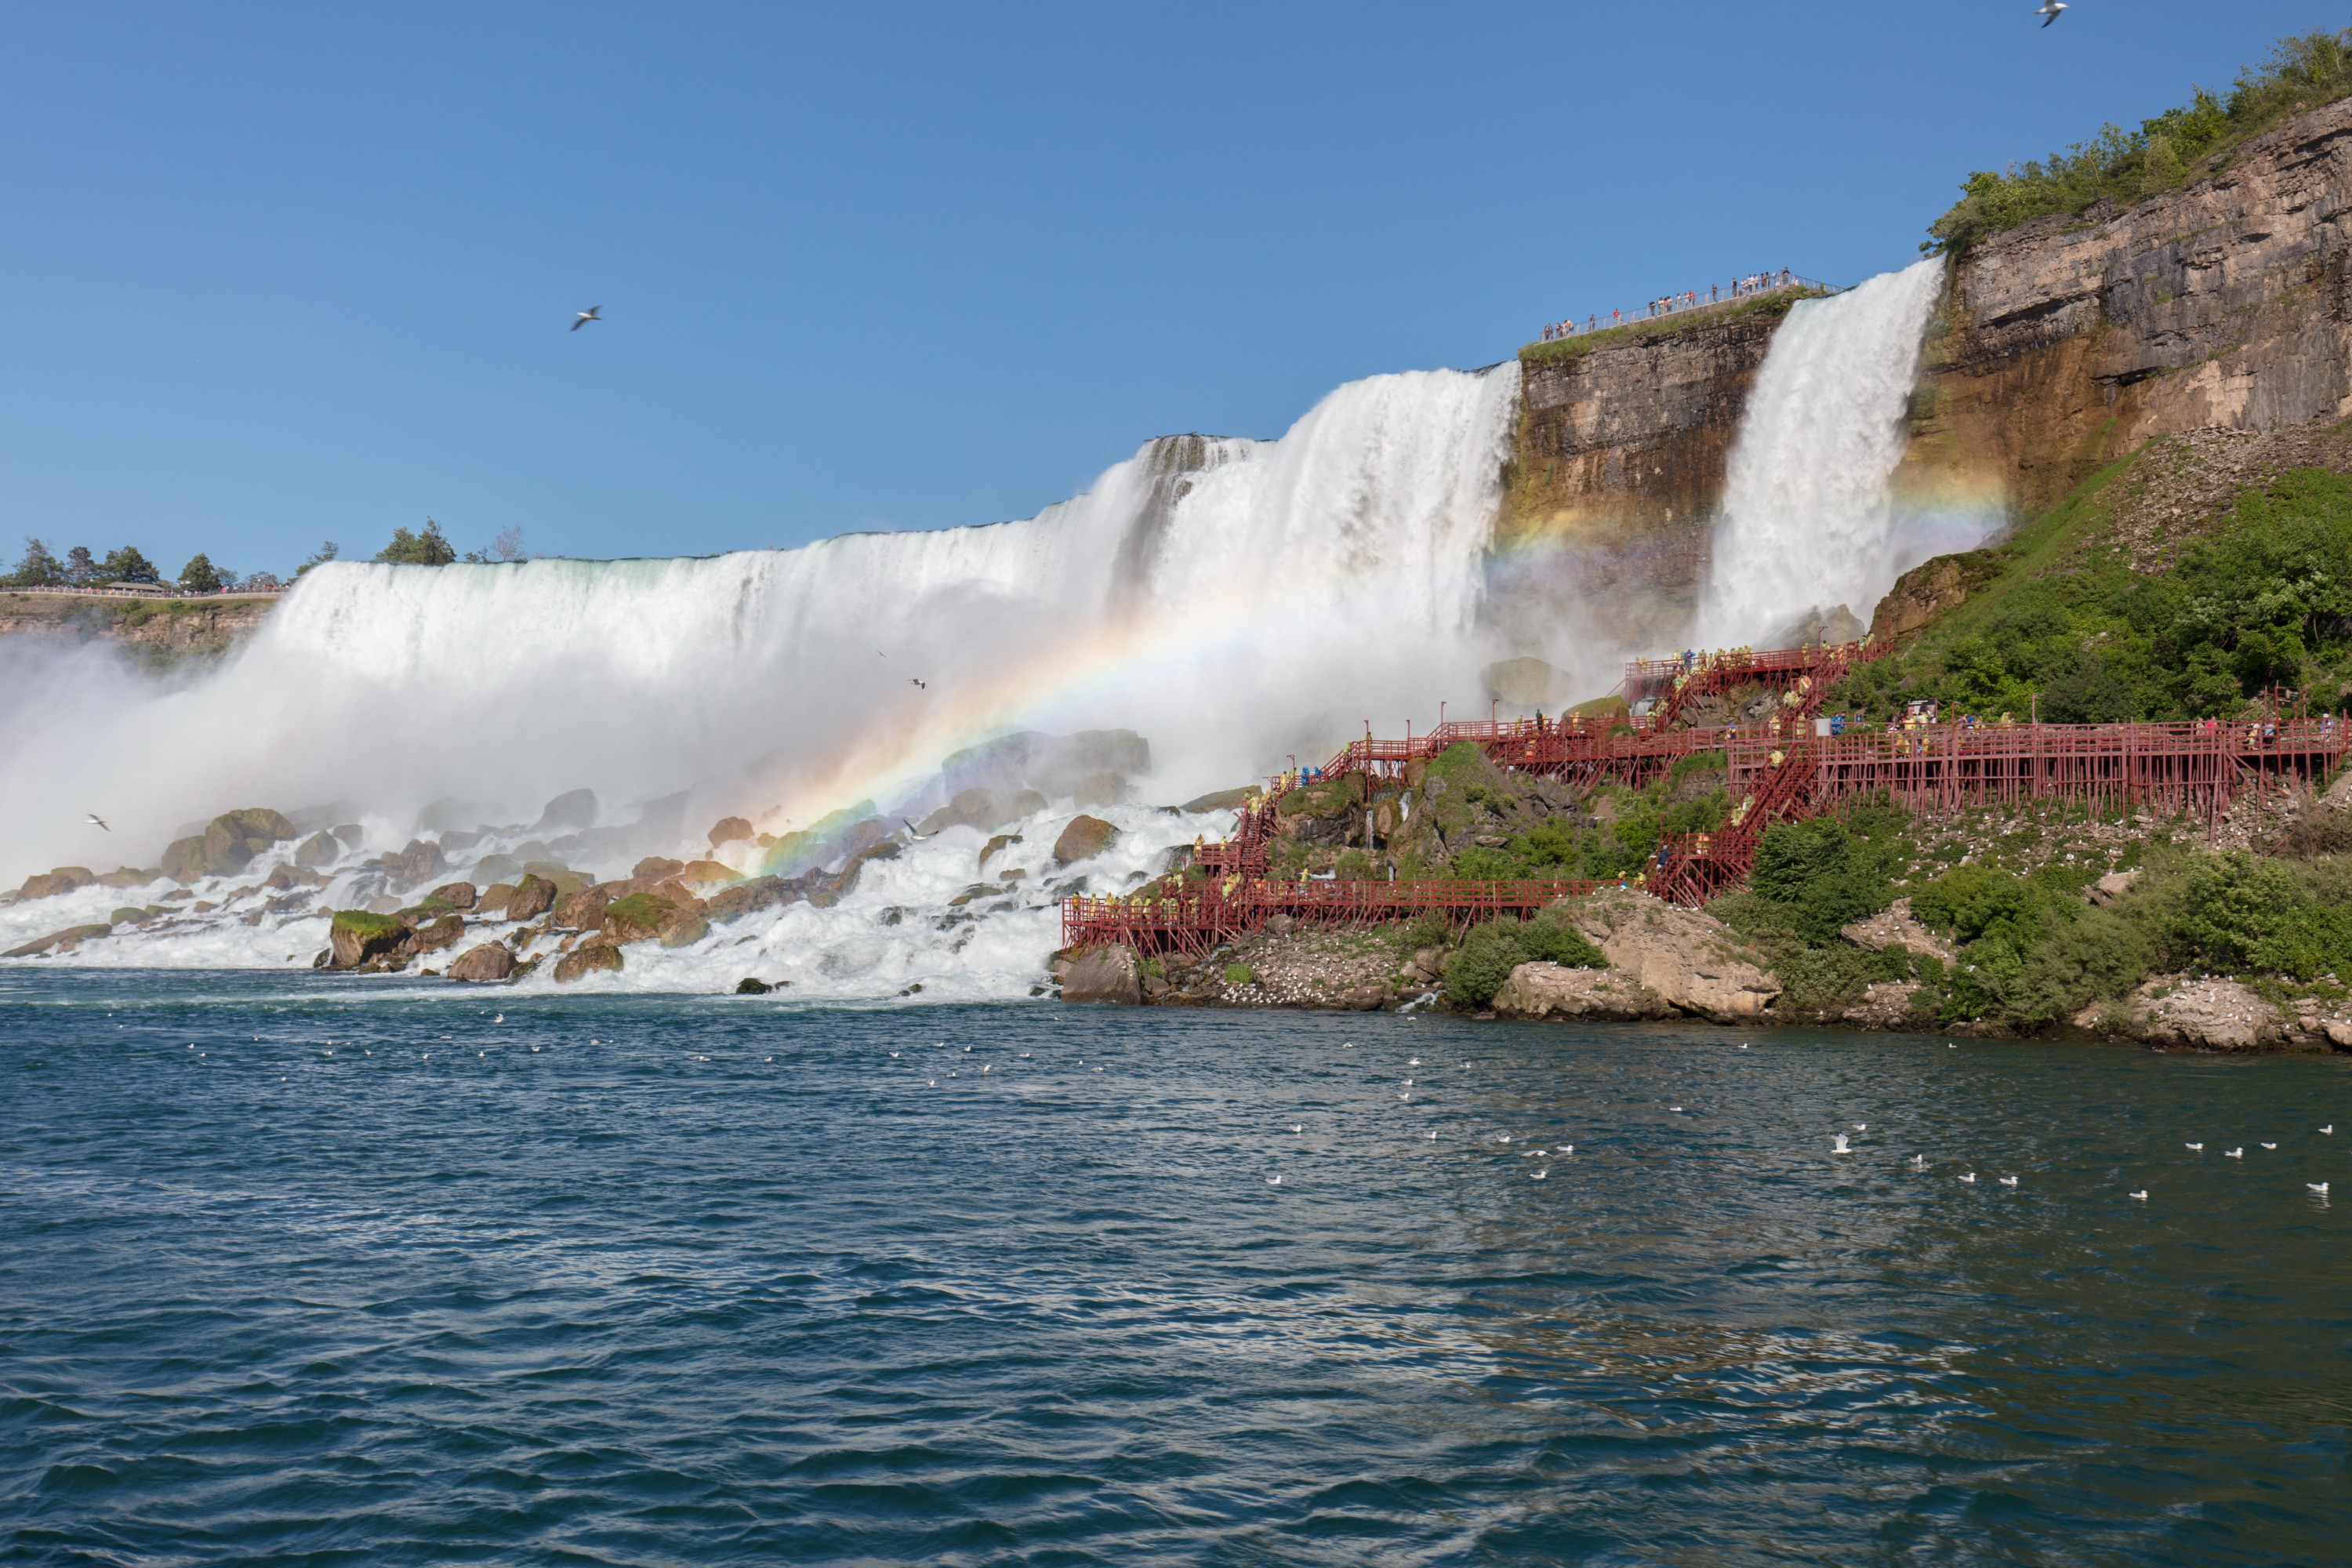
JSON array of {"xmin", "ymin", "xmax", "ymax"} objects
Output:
[{"xmin": 1522, "ymin": 271, "xmax": 1840, "ymax": 358}]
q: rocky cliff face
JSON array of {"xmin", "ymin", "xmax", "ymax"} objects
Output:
[
  {"xmin": 1902, "ymin": 94, "xmax": 2352, "ymax": 525},
  {"xmin": 1497, "ymin": 299, "xmax": 1804, "ymax": 652}
]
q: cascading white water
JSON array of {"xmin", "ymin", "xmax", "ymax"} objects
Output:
[
  {"xmin": 1697, "ymin": 257, "xmax": 1947, "ymax": 646},
  {"xmin": 0, "ymin": 363, "xmax": 1519, "ymax": 994}
]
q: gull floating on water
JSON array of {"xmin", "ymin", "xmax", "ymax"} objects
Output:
[
  {"xmin": 1290, "ymin": 1124, "xmax": 1302, "ymax": 1134},
  {"xmin": 2321, "ymin": 1125, "xmax": 2335, "ymax": 1135},
  {"xmin": 1267, "ymin": 1174, "xmax": 1282, "ymax": 1185},
  {"xmin": 2225, "ymin": 1148, "xmax": 2243, "ymax": 1159},
  {"xmin": 571, "ymin": 305, "xmax": 603, "ymax": 330},
  {"xmin": 1911, "ymin": 1155, "xmax": 1929, "ymax": 1171},
  {"xmin": 2185, "ymin": 1143, "xmax": 2203, "ymax": 1152},
  {"xmin": 1960, "ymin": 1172, "xmax": 1976, "ymax": 1183},
  {"xmin": 1831, "ymin": 1134, "xmax": 1851, "ymax": 1154},
  {"xmin": 1998, "ymin": 1175, "xmax": 2019, "ymax": 1187},
  {"xmin": 2130, "ymin": 1189, "xmax": 2148, "ymax": 1200},
  {"xmin": 2310, "ymin": 1181, "xmax": 2331, "ymax": 1194},
  {"xmin": 2262, "ymin": 1142, "xmax": 2278, "ymax": 1149}
]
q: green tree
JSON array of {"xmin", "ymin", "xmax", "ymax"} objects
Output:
[
  {"xmin": 9, "ymin": 537, "xmax": 64, "ymax": 587},
  {"xmin": 100, "ymin": 545, "xmax": 161, "ymax": 584},
  {"xmin": 176, "ymin": 554, "xmax": 222, "ymax": 594},
  {"xmin": 1749, "ymin": 818, "xmax": 1893, "ymax": 942},
  {"xmin": 62, "ymin": 545, "xmax": 98, "ymax": 586},
  {"xmin": 294, "ymin": 541, "xmax": 339, "ymax": 577},
  {"xmin": 376, "ymin": 519, "xmax": 456, "ymax": 565}
]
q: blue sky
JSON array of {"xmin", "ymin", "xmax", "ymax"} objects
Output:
[{"xmin": 0, "ymin": 2, "xmax": 2336, "ymax": 575}]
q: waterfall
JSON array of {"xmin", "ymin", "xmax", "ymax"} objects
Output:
[
  {"xmin": 1697, "ymin": 257, "xmax": 1947, "ymax": 646},
  {"xmin": 0, "ymin": 363, "xmax": 1520, "ymax": 992}
]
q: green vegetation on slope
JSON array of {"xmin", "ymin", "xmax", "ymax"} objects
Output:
[
  {"xmin": 1443, "ymin": 913, "xmax": 1605, "ymax": 1007},
  {"xmin": 1518, "ymin": 287, "xmax": 1823, "ymax": 365},
  {"xmin": 1835, "ymin": 464, "xmax": 2352, "ymax": 722},
  {"xmin": 1926, "ymin": 26, "xmax": 2352, "ymax": 254}
]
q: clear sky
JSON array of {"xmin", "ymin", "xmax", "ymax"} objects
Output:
[{"xmin": 0, "ymin": 2, "xmax": 2336, "ymax": 577}]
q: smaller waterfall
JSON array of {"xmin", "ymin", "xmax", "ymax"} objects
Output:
[{"xmin": 1697, "ymin": 257, "xmax": 1946, "ymax": 647}]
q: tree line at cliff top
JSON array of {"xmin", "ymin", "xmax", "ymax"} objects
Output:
[
  {"xmin": 4, "ymin": 519, "xmax": 528, "ymax": 594},
  {"xmin": 1928, "ymin": 26, "xmax": 2352, "ymax": 254}
]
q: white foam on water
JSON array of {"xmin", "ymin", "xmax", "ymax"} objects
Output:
[{"xmin": 1697, "ymin": 257, "xmax": 1949, "ymax": 646}]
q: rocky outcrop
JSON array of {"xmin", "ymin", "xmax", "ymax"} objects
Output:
[
  {"xmin": 534, "ymin": 789, "xmax": 599, "ymax": 833},
  {"xmin": 1057, "ymin": 944, "xmax": 1142, "ymax": 1004},
  {"xmin": 1564, "ymin": 889, "xmax": 1781, "ymax": 1018},
  {"xmin": 657, "ymin": 910, "xmax": 709, "ymax": 948},
  {"xmin": 601, "ymin": 893, "xmax": 677, "ymax": 943},
  {"xmin": 705, "ymin": 875, "xmax": 791, "ymax": 921},
  {"xmin": 0, "ymin": 591, "xmax": 276, "ymax": 662},
  {"xmin": 409, "ymin": 913, "xmax": 464, "ymax": 954},
  {"xmin": 293, "ymin": 831, "xmax": 342, "ymax": 868},
  {"xmin": 3, "ymin": 922, "xmax": 113, "ymax": 958},
  {"xmin": 430, "ymin": 880, "xmax": 478, "ymax": 909},
  {"xmin": 194, "ymin": 808, "xmax": 296, "ymax": 879},
  {"xmin": 2111, "ymin": 975, "xmax": 2288, "ymax": 1051},
  {"xmin": 383, "ymin": 839, "xmax": 446, "ymax": 891},
  {"xmin": 448, "ymin": 942, "xmax": 517, "ymax": 982},
  {"xmin": 1867, "ymin": 552, "xmax": 2004, "ymax": 643},
  {"xmin": 2085, "ymin": 869, "xmax": 2143, "ymax": 906},
  {"xmin": 708, "ymin": 815, "xmax": 753, "ymax": 849},
  {"xmin": 1839, "ymin": 898, "xmax": 1957, "ymax": 964},
  {"xmin": 1491, "ymin": 962, "xmax": 1674, "ymax": 1021},
  {"xmin": 556, "ymin": 885, "xmax": 621, "ymax": 931},
  {"xmin": 1051, "ymin": 815, "xmax": 1119, "ymax": 866}
]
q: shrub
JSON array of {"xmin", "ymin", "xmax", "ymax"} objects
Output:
[
  {"xmin": 1926, "ymin": 28, "xmax": 2352, "ymax": 253},
  {"xmin": 1443, "ymin": 913, "xmax": 1603, "ymax": 1007},
  {"xmin": 1224, "ymin": 963, "xmax": 1255, "ymax": 985},
  {"xmin": 1749, "ymin": 818, "xmax": 1892, "ymax": 942}
]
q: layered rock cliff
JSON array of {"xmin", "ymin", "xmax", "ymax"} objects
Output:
[
  {"xmin": 0, "ymin": 593, "xmax": 276, "ymax": 666},
  {"xmin": 1900, "ymin": 93, "xmax": 2352, "ymax": 526}
]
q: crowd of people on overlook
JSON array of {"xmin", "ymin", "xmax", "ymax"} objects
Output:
[{"xmin": 1538, "ymin": 269, "xmax": 1799, "ymax": 342}]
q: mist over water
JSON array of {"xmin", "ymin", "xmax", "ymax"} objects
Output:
[{"xmin": 1699, "ymin": 257, "xmax": 1955, "ymax": 646}]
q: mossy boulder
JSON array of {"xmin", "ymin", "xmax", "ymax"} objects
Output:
[
  {"xmin": 430, "ymin": 880, "xmax": 478, "ymax": 910},
  {"xmin": 110, "ymin": 906, "xmax": 147, "ymax": 926},
  {"xmin": 601, "ymin": 892, "xmax": 677, "ymax": 943},
  {"xmin": 1180, "ymin": 786, "xmax": 1260, "ymax": 813},
  {"xmin": 657, "ymin": 909, "xmax": 710, "ymax": 948},
  {"xmin": 410, "ymin": 913, "xmax": 465, "ymax": 953},
  {"xmin": 202, "ymin": 808, "xmax": 296, "ymax": 877},
  {"xmin": 327, "ymin": 909, "xmax": 408, "ymax": 969},
  {"xmin": 3, "ymin": 923, "xmax": 114, "ymax": 958},
  {"xmin": 555, "ymin": 885, "xmax": 619, "ymax": 931},
  {"xmin": 632, "ymin": 856, "xmax": 685, "ymax": 884},
  {"xmin": 477, "ymin": 882, "xmax": 517, "ymax": 916}
]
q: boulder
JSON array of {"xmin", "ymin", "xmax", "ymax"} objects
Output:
[
  {"xmin": 2, "ymin": 923, "xmax": 114, "ymax": 958},
  {"xmin": 533, "ymin": 788, "xmax": 599, "ymax": 833},
  {"xmin": 735, "ymin": 976, "xmax": 775, "ymax": 994},
  {"xmin": 293, "ymin": 832, "xmax": 342, "ymax": 868},
  {"xmin": 110, "ymin": 906, "xmax": 147, "ymax": 925},
  {"xmin": 677, "ymin": 858, "xmax": 739, "ymax": 887},
  {"xmin": 555, "ymin": 885, "xmax": 617, "ymax": 931},
  {"xmin": 1051, "ymin": 815, "xmax": 1120, "ymax": 866},
  {"xmin": 657, "ymin": 910, "xmax": 710, "ymax": 948},
  {"xmin": 430, "ymin": 880, "xmax": 479, "ymax": 910},
  {"xmin": 161, "ymin": 835, "xmax": 209, "ymax": 884},
  {"xmin": 476, "ymin": 883, "xmax": 516, "ymax": 916},
  {"xmin": 2087, "ymin": 869, "xmax": 2144, "ymax": 907},
  {"xmin": 632, "ymin": 856, "xmax": 685, "ymax": 884},
  {"xmin": 18, "ymin": 866, "xmax": 95, "ymax": 901},
  {"xmin": 709, "ymin": 815, "xmax": 754, "ymax": 849},
  {"xmin": 1482, "ymin": 655, "xmax": 1572, "ymax": 709},
  {"xmin": 1072, "ymin": 771, "xmax": 1129, "ymax": 810},
  {"xmin": 2118, "ymin": 975, "xmax": 2286, "ymax": 1051},
  {"xmin": 471, "ymin": 853, "xmax": 524, "ymax": 886},
  {"xmin": 410, "ymin": 914, "xmax": 465, "ymax": 953},
  {"xmin": 706, "ymin": 875, "xmax": 791, "ymax": 921},
  {"xmin": 263, "ymin": 864, "xmax": 323, "ymax": 891},
  {"xmin": 1491, "ymin": 962, "xmax": 1675, "ymax": 1020},
  {"xmin": 201, "ymin": 808, "xmax": 297, "ymax": 877},
  {"xmin": 506, "ymin": 874, "xmax": 557, "ymax": 922},
  {"xmin": 95, "ymin": 868, "xmax": 159, "ymax": 889},
  {"xmin": 1058, "ymin": 944, "xmax": 1142, "ymax": 1004},
  {"xmin": 1566, "ymin": 889, "xmax": 1781, "ymax": 1019},
  {"xmin": 326, "ymin": 909, "xmax": 408, "ymax": 970},
  {"xmin": 978, "ymin": 833, "xmax": 1023, "ymax": 872},
  {"xmin": 332, "ymin": 823, "xmax": 365, "ymax": 848},
  {"xmin": 385, "ymin": 839, "xmax": 448, "ymax": 891},
  {"xmin": 601, "ymin": 892, "xmax": 677, "ymax": 943},
  {"xmin": 553, "ymin": 940, "xmax": 623, "ymax": 983}
]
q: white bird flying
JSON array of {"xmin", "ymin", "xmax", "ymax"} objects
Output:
[
  {"xmin": 910, "ymin": 678, "xmax": 927, "ymax": 690},
  {"xmin": 902, "ymin": 819, "xmax": 933, "ymax": 840},
  {"xmin": 1832, "ymin": 1134, "xmax": 1851, "ymax": 1154},
  {"xmin": 571, "ymin": 305, "xmax": 603, "ymax": 331},
  {"xmin": 2034, "ymin": 0, "xmax": 2066, "ymax": 26},
  {"xmin": 85, "ymin": 814, "xmax": 110, "ymax": 831}
]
